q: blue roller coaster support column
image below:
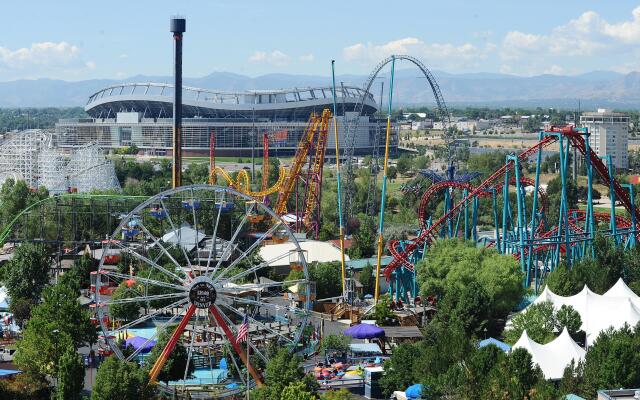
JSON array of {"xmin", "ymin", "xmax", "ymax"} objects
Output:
[
  {"xmin": 602, "ymin": 155, "xmax": 618, "ymax": 244},
  {"xmin": 510, "ymin": 155, "xmax": 528, "ymax": 282},
  {"xmin": 556, "ymin": 133, "xmax": 571, "ymax": 268},
  {"xmin": 622, "ymin": 184, "xmax": 637, "ymax": 249},
  {"xmin": 527, "ymin": 131, "xmax": 544, "ymax": 286},
  {"xmin": 581, "ymin": 127, "xmax": 596, "ymax": 258},
  {"xmin": 472, "ymin": 195, "xmax": 479, "ymax": 242},
  {"xmin": 374, "ymin": 56, "xmax": 395, "ymax": 303},
  {"xmin": 490, "ymin": 188, "xmax": 501, "ymax": 251},
  {"xmin": 330, "ymin": 60, "xmax": 348, "ymax": 299},
  {"xmin": 502, "ymin": 165, "xmax": 511, "ymax": 254}
]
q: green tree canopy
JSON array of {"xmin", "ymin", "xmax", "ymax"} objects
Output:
[
  {"xmin": 144, "ymin": 325, "xmax": 194, "ymax": 384},
  {"xmin": 579, "ymin": 323, "xmax": 640, "ymax": 395},
  {"xmin": 54, "ymin": 344, "xmax": 84, "ymax": 400},
  {"xmin": 503, "ymin": 301, "xmax": 582, "ymax": 345},
  {"xmin": 251, "ymin": 348, "xmax": 317, "ymax": 400},
  {"xmin": 310, "ymin": 262, "xmax": 343, "ymax": 299},
  {"xmin": 14, "ymin": 282, "xmax": 96, "ymax": 377},
  {"xmin": 416, "ymin": 240, "xmax": 524, "ymax": 326},
  {"xmin": 4, "ymin": 243, "xmax": 51, "ymax": 304},
  {"xmin": 91, "ymin": 357, "xmax": 155, "ymax": 400},
  {"xmin": 109, "ymin": 283, "xmax": 141, "ymax": 322},
  {"xmin": 320, "ymin": 334, "xmax": 350, "ymax": 353}
]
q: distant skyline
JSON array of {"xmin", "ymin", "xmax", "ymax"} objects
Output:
[{"xmin": 2, "ymin": 1, "xmax": 640, "ymax": 81}]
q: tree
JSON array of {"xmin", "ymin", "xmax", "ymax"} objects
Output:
[
  {"xmin": 281, "ymin": 382, "xmax": 315, "ymax": 400},
  {"xmin": 14, "ymin": 283, "xmax": 96, "ymax": 377},
  {"xmin": 320, "ymin": 389, "xmax": 356, "ymax": 400},
  {"xmin": 439, "ymin": 280, "xmax": 491, "ymax": 336},
  {"xmin": 320, "ymin": 334, "xmax": 350, "ymax": 354},
  {"xmin": 555, "ymin": 304, "xmax": 582, "ymax": 336},
  {"xmin": 371, "ymin": 295, "xmax": 398, "ymax": 326},
  {"xmin": 4, "ymin": 243, "xmax": 51, "ymax": 311},
  {"xmin": 310, "ymin": 262, "xmax": 343, "ymax": 299},
  {"xmin": 349, "ymin": 215, "xmax": 376, "ymax": 259},
  {"xmin": 91, "ymin": 357, "xmax": 155, "ymax": 400},
  {"xmin": 396, "ymin": 155, "xmax": 413, "ymax": 175},
  {"xmin": 579, "ymin": 324, "xmax": 640, "ymax": 396},
  {"xmin": 109, "ymin": 283, "xmax": 141, "ymax": 322},
  {"xmin": 144, "ymin": 325, "xmax": 194, "ymax": 383},
  {"xmin": 359, "ymin": 263, "xmax": 375, "ymax": 296},
  {"xmin": 416, "ymin": 240, "xmax": 524, "ymax": 330},
  {"xmin": 54, "ymin": 344, "xmax": 84, "ymax": 400},
  {"xmin": 379, "ymin": 343, "xmax": 421, "ymax": 397},
  {"xmin": 503, "ymin": 301, "xmax": 556, "ymax": 345},
  {"xmin": 485, "ymin": 348, "xmax": 545, "ymax": 400},
  {"xmin": 388, "ymin": 165, "xmax": 398, "ymax": 181},
  {"xmin": 0, "ymin": 371, "xmax": 50, "ymax": 400},
  {"xmin": 251, "ymin": 349, "xmax": 317, "ymax": 400}
]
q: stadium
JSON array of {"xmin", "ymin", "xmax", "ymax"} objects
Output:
[{"xmin": 55, "ymin": 82, "xmax": 394, "ymax": 156}]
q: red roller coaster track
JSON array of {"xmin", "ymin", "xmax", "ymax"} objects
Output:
[{"xmin": 385, "ymin": 126, "xmax": 640, "ymax": 280}]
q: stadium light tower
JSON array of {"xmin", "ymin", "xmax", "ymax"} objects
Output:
[{"xmin": 170, "ymin": 16, "xmax": 185, "ymax": 188}]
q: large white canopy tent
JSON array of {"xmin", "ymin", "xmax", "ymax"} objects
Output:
[
  {"xmin": 531, "ymin": 278, "xmax": 640, "ymax": 346},
  {"xmin": 513, "ymin": 328, "xmax": 586, "ymax": 380}
]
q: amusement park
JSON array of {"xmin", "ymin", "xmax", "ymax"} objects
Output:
[{"xmin": 2, "ymin": 5, "xmax": 640, "ymax": 400}]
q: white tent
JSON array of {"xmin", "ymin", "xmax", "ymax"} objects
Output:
[
  {"xmin": 604, "ymin": 278, "xmax": 640, "ymax": 309},
  {"xmin": 160, "ymin": 225, "xmax": 206, "ymax": 252},
  {"xmin": 513, "ymin": 328, "xmax": 586, "ymax": 380},
  {"xmin": 531, "ymin": 283, "xmax": 640, "ymax": 346},
  {"xmin": 0, "ymin": 287, "xmax": 9, "ymax": 310}
]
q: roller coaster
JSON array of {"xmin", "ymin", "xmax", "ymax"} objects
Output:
[
  {"xmin": 384, "ymin": 125, "xmax": 639, "ymax": 304},
  {"xmin": 210, "ymin": 110, "xmax": 332, "ymax": 239}
]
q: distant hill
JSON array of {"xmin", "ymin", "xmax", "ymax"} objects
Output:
[{"xmin": 1, "ymin": 69, "xmax": 639, "ymax": 109}]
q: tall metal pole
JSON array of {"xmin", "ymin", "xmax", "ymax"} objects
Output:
[
  {"xmin": 331, "ymin": 61, "xmax": 348, "ymax": 300},
  {"xmin": 170, "ymin": 17, "xmax": 185, "ymax": 189},
  {"xmin": 374, "ymin": 56, "xmax": 396, "ymax": 303}
]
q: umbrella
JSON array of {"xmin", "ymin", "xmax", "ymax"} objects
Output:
[
  {"xmin": 344, "ymin": 324, "xmax": 385, "ymax": 339},
  {"xmin": 124, "ymin": 336, "xmax": 157, "ymax": 353},
  {"xmin": 478, "ymin": 337, "xmax": 511, "ymax": 353},
  {"xmin": 219, "ymin": 358, "xmax": 228, "ymax": 370},
  {"xmin": 405, "ymin": 384, "xmax": 423, "ymax": 399},
  {"xmin": 225, "ymin": 383, "xmax": 240, "ymax": 389}
]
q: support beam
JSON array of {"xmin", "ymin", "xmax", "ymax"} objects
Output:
[
  {"xmin": 209, "ymin": 306, "xmax": 264, "ymax": 386},
  {"xmin": 149, "ymin": 304, "xmax": 196, "ymax": 383}
]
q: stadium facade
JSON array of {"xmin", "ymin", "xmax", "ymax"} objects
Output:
[{"xmin": 55, "ymin": 83, "xmax": 396, "ymax": 156}]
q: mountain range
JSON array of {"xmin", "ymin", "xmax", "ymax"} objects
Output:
[{"xmin": 1, "ymin": 69, "xmax": 640, "ymax": 109}]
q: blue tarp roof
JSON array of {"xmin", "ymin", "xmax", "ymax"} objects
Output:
[
  {"xmin": 478, "ymin": 338, "xmax": 511, "ymax": 352},
  {"xmin": 0, "ymin": 369, "xmax": 21, "ymax": 377},
  {"xmin": 349, "ymin": 343, "xmax": 383, "ymax": 354},
  {"xmin": 346, "ymin": 256, "xmax": 393, "ymax": 271}
]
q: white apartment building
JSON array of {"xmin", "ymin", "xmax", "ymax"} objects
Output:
[{"xmin": 580, "ymin": 109, "xmax": 629, "ymax": 169}]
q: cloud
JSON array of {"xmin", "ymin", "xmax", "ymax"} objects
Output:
[
  {"xmin": 249, "ymin": 50, "xmax": 291, "ymax": 66},
  {"xmin": 299, "ymin": 53, "xmax": 315, "ymax": 62},
  {"xmin": 85, "ymin": 61, "xmax": 96, "ymax": 70},
  {"xmin": 342, "ymin": 37, "xmax": 490, "ymax": 69},
  {"xmin": 501, "ymin": 6, "xmax": 640, "ymax": 60},
  {"xmin": 0, "ymin": 42, "xmax": 80, "ymax": 69},
  {"xmin": 544, "ymin": 64, "xmax": 564, "ymax": 75}
]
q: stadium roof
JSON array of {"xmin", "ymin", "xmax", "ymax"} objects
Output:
[{"xmin": 85, "ymin": 82, "xmax": 378, "ymax": 120}]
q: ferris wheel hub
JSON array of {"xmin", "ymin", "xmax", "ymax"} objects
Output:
[{"xmin": 188, "ymin": 276, "xmax": 217, "ymax": 309}]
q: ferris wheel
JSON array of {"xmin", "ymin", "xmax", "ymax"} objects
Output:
[{"xmin": 94, "ymin": 185, "xmax": 312, "ymax": 397}]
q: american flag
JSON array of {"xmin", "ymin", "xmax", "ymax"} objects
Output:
[{"xmin": 236, "ymin": 314, "xmax": 249, "ymax": 343}]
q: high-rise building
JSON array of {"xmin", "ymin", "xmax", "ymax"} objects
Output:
[{"xmin": 580, "ymin": 108, "xmax": 629, "ymax": 170}]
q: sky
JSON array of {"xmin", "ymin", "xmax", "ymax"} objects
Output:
[{"xmin": 2, "ymin": 0, "xmax": 640, "ymax": 81}]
